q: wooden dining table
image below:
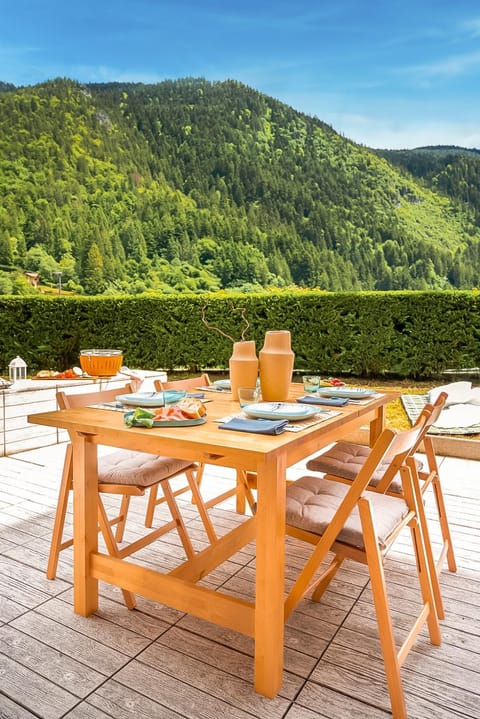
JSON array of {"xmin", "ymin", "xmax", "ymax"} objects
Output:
[{"xmin": 28, "ymin": 383, "xmax": 398, "ymax": 698}]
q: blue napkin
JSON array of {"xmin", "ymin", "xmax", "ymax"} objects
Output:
[
  {"xmin": 298, "ymin": 395, "xmax": 349, "ymax": 407},
  {"xmin": 218, "ymin": 417, "xmax": 289, "ymax": 435}
]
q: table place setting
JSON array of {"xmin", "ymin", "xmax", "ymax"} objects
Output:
[
  {"xmin": 299, "ymin": 392, "xmax": 384, "ymax": 406},
  {"xmin": 215, "ymin": 408, "xmax": 341, "ymax": 434},
  {"xmin": 298, "ymin": 395, "xmax": 349, "ymax": 407},
  {"xmin": 218, "ymin": 416, "xmax": 289, "ymax": 435},
  {"xmin": 300, "ymin": 375, "xmax": 383, "ymax": 405},
  {"xmin": 343, "ymin": 394, "xmax": 384, "ymax": 405}
]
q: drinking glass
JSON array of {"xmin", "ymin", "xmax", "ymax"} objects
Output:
[
  {"xmin": 302, "ymin": 375, "xmax": 320, "ymax": 393},
  {"xmin": 238, "ymin": 387, "xmax": 260, "ymax": 407}
]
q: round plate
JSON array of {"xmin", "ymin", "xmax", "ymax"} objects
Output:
[
  {"xmin": 242, "ymin": 402, "xmax": 322, "ymax": 421},
  {"xmin": 315, "ymin": 387, "xmax": 378, "ymax": 399},
  {"xmin": 152, "ymin": 416, "xmax": 206, "ymax": 427},
  {"xmin": 213, "ymin": 379, "xmax": 231, "ymax": 390},
  {"xmin": 116, "ymin": 390, "xmax": 186, "ymax": 407}
]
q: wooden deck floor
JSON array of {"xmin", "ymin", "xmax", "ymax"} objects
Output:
[{"xmin": 0, "ymin": 442, "xmax": 479, "ymax": 718}]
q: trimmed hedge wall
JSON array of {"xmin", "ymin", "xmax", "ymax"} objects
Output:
[{"xmin": 1, "ymin": 290, "xmax": 479, "ymax": 379}]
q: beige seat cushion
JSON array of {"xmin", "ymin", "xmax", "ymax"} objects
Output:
[
  {"xmin": 98, "ymin": 450, "xmax": 195, "ymax": 488},
  {"xmin": 286, "ymin": 476, "xmax": 409, "ymax": 550},
  {"xmin": 306, "ymin": 441, "xmax": 423, "ymax": 494}
]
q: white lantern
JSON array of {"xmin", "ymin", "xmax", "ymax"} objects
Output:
[{"xmin": 9, "ymin": 356, "xmax": 27, "ymax": 383}]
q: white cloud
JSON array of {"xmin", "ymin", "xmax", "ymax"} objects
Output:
[
  {"xmin": 410, "ymin": 50, "xmax": 480, "ymax": 79},
  {"xmin": 67, "ymin": 65, "xmax": 165, "ymax": 84},
  {"xmin": 329, "ymin": 114, "xmax": 480, "ymax": 150},
  {"xmin": 461, "ymin": 17, "xmax": 480, "ymax": 37}
]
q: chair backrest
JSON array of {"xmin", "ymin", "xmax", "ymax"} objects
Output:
[
  {"xmin": 415, "ymin": 391, "xmax": 447, "ymax": 442},
  {"xmin": 365, "ymin": 411, "xmax": 430, "ymax": 489},
  {"xmin": 154, "ymin": 374, "xmax": 211, "ymax": 391},
  {"xmin": 373, "ymin": 404, "xmax": 433, "ymax": 492},
  {"xmin": 57, "ymin": 381, "xmax": 135, "ymax": 410},
  {"xmin": 312, "ymin": 414, "xmax": 430, "ymax": 556},
  {"xmin": 364, "ymin": 394, "xmax": 445, "ymax": 494},
  {"xmin": 409, "ymin": 390, "xmax": 447, "ymax": 484}
]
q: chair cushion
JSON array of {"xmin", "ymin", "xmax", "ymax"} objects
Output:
[
  {"xmin": 306, "ymin": 441, "xmax": 423, "ymax": 494},
  {"xmin": 98, "ymin": 450, "xmax": 195, "ymax": 488},
  {"xmin": 286, "ymin": 476, "xmax": 409, "ymax": 550}
]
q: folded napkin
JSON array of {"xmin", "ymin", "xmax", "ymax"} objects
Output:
[
  {"xmin": 218, "ymin": 417, "xmax": 289, "ymax": 435},
  {"xmin": 298, "ymin": 395, "xmax": 349, "ymax": 407}
]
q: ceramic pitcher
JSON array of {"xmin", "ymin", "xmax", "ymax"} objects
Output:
[
  {"xmin": 259, "ymin": 330, "xmax": 294, "ymax": 401},
  {"xmin": 229, "ymin": 341, "xmax": 259, "ymax": 401}
]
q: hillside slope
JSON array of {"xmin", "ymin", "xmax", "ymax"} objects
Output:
[{"xmin": 1, "ymin": 78, "xmax": 480, "ymax": 293}]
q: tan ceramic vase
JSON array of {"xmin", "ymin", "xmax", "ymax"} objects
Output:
[
  {"xmin": 259, "ymin": 330, "xmax": 295, "ymax": 401},
  {"xmin": 229, "ymin": 341, "xmax": 259, "ymax": 401}
]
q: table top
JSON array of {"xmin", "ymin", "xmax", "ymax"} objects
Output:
[{"xmin": 28, "ymin": 384, "xmax": 398, "ymax": 471}]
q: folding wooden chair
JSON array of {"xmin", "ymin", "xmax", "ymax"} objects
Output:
[
  {"xmin": 285, "ymin": 416, "xmax": 442, "ymax": 719},
  {"xmin": 305, "ymin": 392, "xmax": 456, "ymax": 618},
  {"xmin": 155, "ymin": 375, "xmax": 256, "ymax": 516},
  {"xmin": 47, "ymin": 382, "xmax": 216, "ymax": 609},
  {"xmin": 156, "ymin": 373, "xmax": 212, "ymax": 392}
]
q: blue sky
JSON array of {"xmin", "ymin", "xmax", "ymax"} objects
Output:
[{"xmin": 2, "ymin": 0, "xmax": 480, "ymax": 149}]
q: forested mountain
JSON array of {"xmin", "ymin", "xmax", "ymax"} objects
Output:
[
  {"xmin": 1, "ymin": 77, "xmax": 480, "ymax": 294},
  {"xmin": 376, "ymin": 145, "xmax": 480, "ymax": 216}
]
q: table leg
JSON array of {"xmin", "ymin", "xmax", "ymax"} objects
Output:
[
  {"xmin": 254, "ymin": 453, "xmax": 286, "ymax": 697},
  {"xmin": 72, "ymin": 433, "xmax": 98, "ymax": 615},
  {"xmin": 235, "ymin": 469, "xmax": 246, "ymax": 514},
  {"xmin": 369, "ymin": 404, "xmax": 386, "ymax": 446}
]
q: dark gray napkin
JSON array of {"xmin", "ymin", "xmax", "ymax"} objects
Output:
[
  {"xmin": 218, "ymin": 417, "xmax": 289, "ymax": 435},
  {"xmin": 298, "ymin": 395, "xmax": 349, "ymax": 407}
]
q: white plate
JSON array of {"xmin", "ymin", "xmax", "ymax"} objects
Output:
[
  {"xmin": 316, "ymin": 387, "xmax": 378, "ymax": 399},
  {"xmin": 243, "ymin": 402, "xmax": 323, "ymax": 421},
  {"xmin": 116, "ymin": 390, "xmax": 186, "ymax": 407}
]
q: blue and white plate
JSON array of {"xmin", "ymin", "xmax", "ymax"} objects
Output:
[
  {"xmin": 116, "ymin": 390, "xmax": 186, "ymax": 407},
  {"xmin": 242, "ymin": 402, "xmax": 323, "ymax": 421},
  {"xmin": 213, "ymin": 379, "xmax": 231, "ymax": 390},
  {"xmin": 316, "ymin": 387, "xmax": 378, "ymax": 399}
]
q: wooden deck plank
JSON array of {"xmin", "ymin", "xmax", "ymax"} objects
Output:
[
  {"xmin": 152, "ymin": 624, "xmax": 305, "ymax": 699},
  {"xmin": 8, "ymin": 609, "xmax": 134, "ymax": 675},
  {"xmin": 0, "ymin": 442, "xmax": 479, "ymax": 718},
  {"xmin": 87, "ymin": 679, "xmax": 207, "ymax": 718},
  {"xmin": 0, "ymin": 653, "xmax": 79, "ymax": 719},
  {"xmin": 114, "ymin": 657, "xmax": 289, "ymax": 718},
  {"xmin": 0, "ymin": 625, "xmax": 107, "ymax": 696}
]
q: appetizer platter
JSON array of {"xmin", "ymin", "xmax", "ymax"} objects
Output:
[
  {"xmin": 32, "ymin": 368, "xmax": 92, "ymax": 380},
  {"xmin": 124, "ymin": 397, "xmax": 207, "ymax": 428}
]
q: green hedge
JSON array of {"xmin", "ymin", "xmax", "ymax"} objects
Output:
[{"xmin": 1, "ymin": 290, "xmax": 479, "ymax": 378}]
